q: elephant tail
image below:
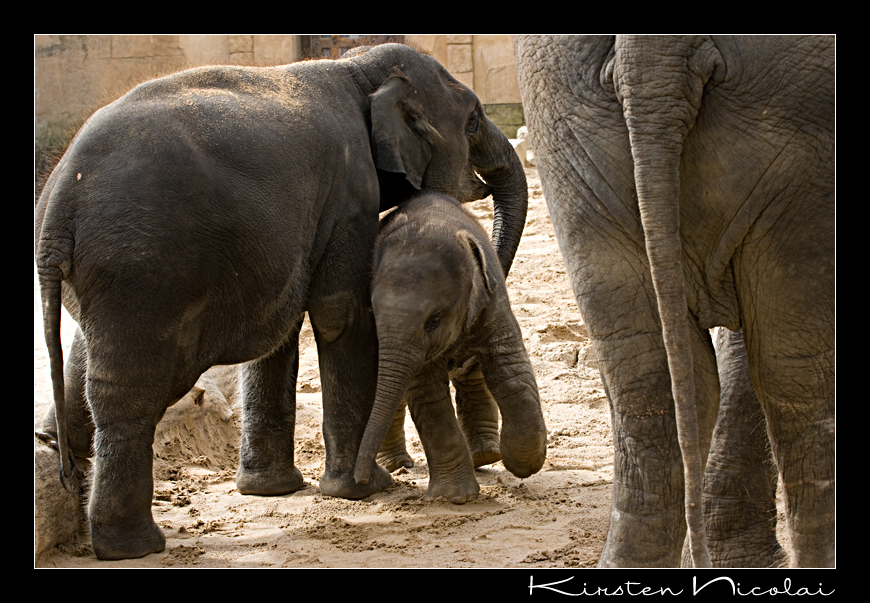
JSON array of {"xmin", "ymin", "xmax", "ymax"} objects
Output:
[
  {"xmin": 35, "ymin": 178, "xmax": 80, "ymax": 492},
  {"xmin": 615, "ymin": 35, "xmax": 723, "ymax": 568}
]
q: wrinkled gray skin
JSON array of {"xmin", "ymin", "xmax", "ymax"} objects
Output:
[
  {"xmin": 692, "ymin": 327, "xmax": 784, "ymax": 568},
  {"xmin": 34, "ymin": 43, "xmax": 528, "ymax": 561},
  {"xmin": 514, "ymin": 35, "xmax": 834, "ymax": 567},
  {"xmin": 353, "ymin": 193, "xmax": 547, "ymax": 504}
]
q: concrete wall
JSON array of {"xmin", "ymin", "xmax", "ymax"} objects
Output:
[
  {"xmin": 34, "ymin": 35, "xmax": 305, "ymax": 150},
  {"xmin": 34, "ymin": 34, "xmax": 524, "ymax": 152},
  {"xmin": 407, "ymin": 34, "xmax": 523, "ymax": 137}
]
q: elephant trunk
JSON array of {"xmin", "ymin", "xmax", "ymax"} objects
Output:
[
  {"xmin": 471, "ymin": 117, "xmax": 529, "ymax": 277},
  {"xmin": 354, "ymin": 339, "xmax": 423, "ymax": 485},
  {"xmin": 615, "ymin": 35, "xmax": 721, "ymax": 568},
  {"xmin": 483, "ymin": 335, "xmax": 547, "ymax": 478}
]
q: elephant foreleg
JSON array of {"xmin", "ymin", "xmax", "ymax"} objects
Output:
[
  {"xmin": 478, "ymin": 327, "xmax": 547, "ymax": 480},
  {"xmin": 307, "ymin": 200, "xmax": 392, "ymax": 500},
  {"xmin": 236, "ymin": 319, "xmax": 305, "ymax": 496},
  {"xmin": 407, "ymin": 365, "xmax": 479, "ymax": 504},
  {"xmin": 311, "ymin": 290, "xmax": 392, "ymax": 500}
]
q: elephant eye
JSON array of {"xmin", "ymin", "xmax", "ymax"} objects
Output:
[
  {"xmin": 424, "ymin": 311, "xmax": 443, "ymax": 333},
  {"xmin": 466, "ymin": 109, "xmax": 480, "ymax": 135}
]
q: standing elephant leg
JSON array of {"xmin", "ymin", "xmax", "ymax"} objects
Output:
[
  {"xmin": 450, "ymin": 360, "xmax": 501, "ymax": 468},
  {"xmin": 84, "ymin": 353, "xmax": 192, "ymax": 560},
  {"xmin": 697, "ymin": 328, "xmax": 783, "ymax": 567},
  {"xmin": 235, "ymin": 316, "xmax": 305, "ymax": 496},
  {"xmin": 88, "ymin": 404, "xmax": 164, "ymax": 560},
  {"xmin": 407, "ymin": 365, "xmax": 479, "ymax": 504},
  {"xmin": 377, "ymin": 398, "xmax": 415, "ymax": 472},
  {"xmin": 309, "ymin": 211, "xmax": 392, "ymax": 500},
  {"xmin": 737, "ymin": 203, "xmax": 835, "ymax": 568},
  {"xmin": 312, "ymin": 289, "xmax": 392, "ymax": 499},
  {"xmin": 39, "ymin": 327, "xmax": 94, "ymax": 459}
]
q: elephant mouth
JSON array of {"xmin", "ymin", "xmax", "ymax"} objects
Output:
[{"xmin": 459, "ymin": 169, "xmax": 493, "ymax": 202}]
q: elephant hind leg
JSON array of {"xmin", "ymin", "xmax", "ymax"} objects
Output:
[
  {"xmin": 700, "ymin": 328, "xmax": 785, "ymax": 568},
  {"xmin": 451, "ymin": 362, "xmax": 501, "ymax": 468},
  {"xmin": 751, "ymin": 354, "xmax": 834, "ymax": 568},
  {"xmin": 749, "ymin": 363, "xmax": 834, "ymax": 568},
  {"xmin": 85, "ymin": 375, "xmax": 171, "ymax": 560},
  {"xmin": 236, "ymin": 318, "xmax": 305, "ymax": 496},
  {"xmin": 737, "ymin": 218, "xmax": 835, "ymax": 567},
  {"xmin": 89, "ymin": 422, "xmax": 166, "ymax": 560},
  {"xmin": 377, "ymin": 398, "xmax": 415, "ymax": 472}
]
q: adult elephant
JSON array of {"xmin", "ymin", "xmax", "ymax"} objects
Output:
[
  {"xmin": 514, "ymin": 35, "xmax": 834, "ymax": 567},
  {"xmin": 35, "ymin": 43, "xmax": 528, "ymax": 561}
]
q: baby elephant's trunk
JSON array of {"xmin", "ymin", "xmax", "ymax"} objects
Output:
[{"xmin": 354, "ymin": 342, "xmax": 422, "ymax": 484}]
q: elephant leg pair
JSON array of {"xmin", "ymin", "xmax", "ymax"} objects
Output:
[
  {"xmin": 233, "ymin": 230, "xmax": 393, "ymax": 501},
  {"xmin": 377, "ymin": 357, "xmax": 501, "ymax": 494},
  {"xmin": 568, "ymin": 214, "xmax": 832, "ymax": 567},
  {"xmin": 42, "ymin": 321, "xmax": 384, "ymax": 559},
  {"xmin": 40, "ymin": 315, "xmax": 371, "ymax": 560}
]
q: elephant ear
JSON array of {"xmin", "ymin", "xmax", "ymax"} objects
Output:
[
  {"xmin": 370, "ymin": 70, "xmax": 436, "ymax": 190},
  {"xmin": 458, "ymin": 230, "xmax": 498, "ymax": 331}
]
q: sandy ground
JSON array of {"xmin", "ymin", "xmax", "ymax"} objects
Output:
[{"xmin": 32, "ymin": 168, "xmax": 624, "ymax": 568}]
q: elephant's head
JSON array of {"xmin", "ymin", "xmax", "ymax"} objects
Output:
[
  {"xmin": 353, "ymin": 194, "xmax": 546, "ymax": 485},
  {"xmin": 350, "ymin": 44, "xmax": 528, "ymax": 276},
  {"xmin": 371, "ymin": 200, "xmax": 500, "ymax": 351}
]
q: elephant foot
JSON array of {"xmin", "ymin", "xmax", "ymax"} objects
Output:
[
  {"xmin": 470, "ymin": 438, "xmax": 501, "ymax": 468},
  {"xmin": 427, "ymin": 472, "xmax": 480, "ymax": 505},
  {"xmin": 236, "ymin": 464, "xmax": 305, "ymax": 496},
  {"xmin": 320, "ymin": 463, "xmax": 392, "ymax": 500},
  {"xmin": 711, "ymin": 542, "xmax": 787, "ymax": 569},
  {"xmin": 377, "ymin": 449, "xmax": 415, "ymax": 472},
  {"xmin": 91, "ymin": 517, "xmax": 166, "ymax": 561}
]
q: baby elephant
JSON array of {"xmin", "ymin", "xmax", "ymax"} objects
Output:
[{"xmin": 354, "ymin": 192, "xmax": 547, "ymax": 503}]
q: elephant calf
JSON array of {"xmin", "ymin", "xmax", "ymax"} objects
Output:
[{"xmin": 353, "ymin": 192, "xmax": 547, "ymax": 503}]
